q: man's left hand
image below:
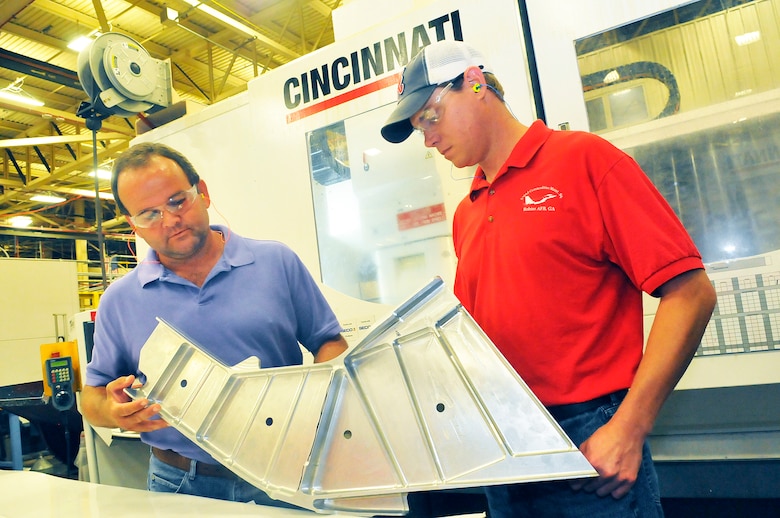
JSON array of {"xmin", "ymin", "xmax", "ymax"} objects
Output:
[{"xmin": 569, "ymin": 419, "xmax": 644, "ymax": 499}]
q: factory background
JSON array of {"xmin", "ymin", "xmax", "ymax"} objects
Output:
[{"xmin": 1, "ymin": 0, "xmax": 779, "ymax": 516}]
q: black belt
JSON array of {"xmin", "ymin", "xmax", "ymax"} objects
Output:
[
  {"xmin": 546, "ymin": 389, "xmax": 628, "ymax": 422},
  {"xmin": 151, "ymin": 447, "xmax": 235, "ymax": 479}
]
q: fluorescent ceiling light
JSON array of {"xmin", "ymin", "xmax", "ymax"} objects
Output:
[
  {"xmin": 735, "ymin": 31, "xmax": 760, "ymax": 46},
  {"xmin": 61, "ymin": 188, "xmax": 114, "ymax": 200},
  {"xmin": 67, "ymin": 36, "xmax": 93, "ymax": 51},
  {"xmin": 164, "ymin": 7, "xmax": 179, "ymax": 21},
  {"xmin": 183, "ymin": 0, "xmax": 260, "ymax": 39},
  {"xmin": 0, "ymin": 78, "xmax": 44, "ymax": 107},
  {"xmin": 89, "ymin": 168, "xmax": 112, "ymax": 180},
  {"xmin": 31, "ymin": 194, "xmax": 67, "ymax": 203},
  {"xmin": 9, "ymin": 216, "xmax": 33, "ymax": 228}
]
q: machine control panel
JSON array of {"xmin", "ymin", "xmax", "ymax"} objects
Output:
[{"xmin": 45, "ymin": 356, "xmax": 75, "ymax": 411}]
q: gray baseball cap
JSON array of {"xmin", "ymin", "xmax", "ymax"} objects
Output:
[{"xmin": 381, "ymin": 40, "xmax": 492, "ymax": 143}]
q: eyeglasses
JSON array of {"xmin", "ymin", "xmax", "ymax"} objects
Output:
[
  {"xmin": 129, "ymin": 184, "xmax": 199, "ymax": 228},
  {"xmin": 413, "ymin": 82, "xmax": 454, "ymax": 135}
]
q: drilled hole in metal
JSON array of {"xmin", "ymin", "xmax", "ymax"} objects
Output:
[
  {"xmin": 343, "ymin": 430, "xmax": 352, "ymax": 439},
  {"xmin": 436, "ymin": 403, "xmax": 446, "ymax": 413}
]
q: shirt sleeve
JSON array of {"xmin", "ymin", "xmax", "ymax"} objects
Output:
[
  {"xmin": 282, "ymin": 246, "xmax": 343, "ymax": 354},
  {"xmin": 596, "ymin": 152, "xmax": 704, "ymax": 295}
]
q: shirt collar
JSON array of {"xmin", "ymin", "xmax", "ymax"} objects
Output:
[
  {"xmin": 469, "ymin": 120, "xmax": 552, "ymax": 197},
  {"xmin": 135, "ymin": 224, "xmax": 253, "ymax": 286}
]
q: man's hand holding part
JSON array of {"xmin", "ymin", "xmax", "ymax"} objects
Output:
[{"xmin": 81, "ymin": 375, "xmax": 169, "ymax": 433}]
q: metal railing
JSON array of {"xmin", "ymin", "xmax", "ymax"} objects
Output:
[{"xmin": 77, "ymin": 254, "xmax": 137, "ymax": 310}]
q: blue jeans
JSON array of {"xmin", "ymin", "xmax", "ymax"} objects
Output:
[
  {"xmin": 147, "ymin": 452, "xmax": 302, "ymax": 510},
  {"xmin": 484, "ymin": 395, "xmax": 664, "ymax": 518}
]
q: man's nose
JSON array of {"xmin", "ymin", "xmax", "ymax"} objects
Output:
[
  {"xmin": 423, "ymin": 128, "xmax": 438, "ymax": 148},
  {"xmin": 160, "ymin": 209, "xmax": 181, "ymax": 227}
]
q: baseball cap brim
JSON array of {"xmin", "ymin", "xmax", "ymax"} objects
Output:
[{"xmin": 380, "ymin": 83, "xmax": 437, "ymax": 143}]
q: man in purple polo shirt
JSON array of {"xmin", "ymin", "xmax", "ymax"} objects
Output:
[{"xmin": 81, "ymin": 142, "xmax": 348, "ymax": 506}]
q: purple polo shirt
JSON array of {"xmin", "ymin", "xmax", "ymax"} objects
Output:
[{"xmin": 86, "ymin": 225, "xmax": 342, "ymax": 462}]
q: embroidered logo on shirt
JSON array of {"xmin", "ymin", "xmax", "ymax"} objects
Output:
[{"xmin": 522, "ymin": 186, "xmax": 562, "ymax": 212}]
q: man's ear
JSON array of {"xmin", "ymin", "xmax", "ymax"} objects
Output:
[
  {"xmin": 197, "ymin": 179, "xmax": 211, "ymax": 207},
  {"xmin": 464, "ymin": 65, "xmax": 486, "ymax": 90}
]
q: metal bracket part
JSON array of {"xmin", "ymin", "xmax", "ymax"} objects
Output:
[{"xmin": 129, "ymin": 278, "xmax": 595, "ymax": 515}]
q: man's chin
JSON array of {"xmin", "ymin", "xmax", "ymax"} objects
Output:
[{"xmin": 163, "ymin": 235, "xmax": 203, "ymax": 258}]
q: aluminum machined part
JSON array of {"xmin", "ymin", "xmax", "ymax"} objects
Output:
[{"xmin": 129, "ymin": 278, "xmax": 596, "ymax": 515}]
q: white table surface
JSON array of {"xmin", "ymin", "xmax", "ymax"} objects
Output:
[{"xmin": 0, "ymin": 470, "xmax": 327, "ymax": 517}]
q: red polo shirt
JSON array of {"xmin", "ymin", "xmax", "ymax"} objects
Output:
[{"xmin": 452, "ymin": 120, "xmax": 704, "ymax": 406}]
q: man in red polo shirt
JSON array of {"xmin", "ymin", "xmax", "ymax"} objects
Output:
[{"xmin": 381, "ymin": 41, "xmax": 716, "ymax": 517}]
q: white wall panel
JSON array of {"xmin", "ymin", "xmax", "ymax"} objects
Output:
[{"xmin": 0, "ymin": 258, "xmax": 79, "ymax": 385}]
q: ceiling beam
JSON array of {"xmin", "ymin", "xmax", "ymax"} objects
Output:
[
  {"xmin": 91, "ymin": 0, "xmax": 111, "ymax": 33},
  {"xmin": 0, "ymin": 133, "xmax": 130, "ymax": 149},
  {"xmin": 0, "ymin": 46, "xmax": 82, "ymax": 90},
  {"xmin": 0, "ymin": 225, "xmax": 131, "ymax": 241},
  {"xmin": 185, "ymin": 0, "xmax": 302, "ymax": 60},
  {"xmin": 27, "ymin": 0, "xmax": 251, "ymax": 88},
  {"xmin": 241, "ymin": 0, "xmax": 333, "ymax": 52},
  {"xmin": 306, "ymin": 0, "xmax": 334, "ymax": 19},
  {"xmin": 0, "ymin": 99, "xmax": 134, "ymax": 135},
  {"xmin": 0, "ymin": 0, "xmax": 33, "ymax": 26},
  {"xmin": 98, "ymin": 0, "xmax": 286, "ymax": 73},
  {"xmin": 0, "ymin": 139, "xmax": 128, "ymax": 205}
]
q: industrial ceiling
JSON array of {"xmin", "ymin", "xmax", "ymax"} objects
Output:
[{"xmin": 0, "ymin": 0, "xmax": 340, "ymax": 259}]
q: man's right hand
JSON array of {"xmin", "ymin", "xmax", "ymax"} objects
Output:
[{"xmin": 81, "ymin": 375, "xmax": 169, "ymax": 433}]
